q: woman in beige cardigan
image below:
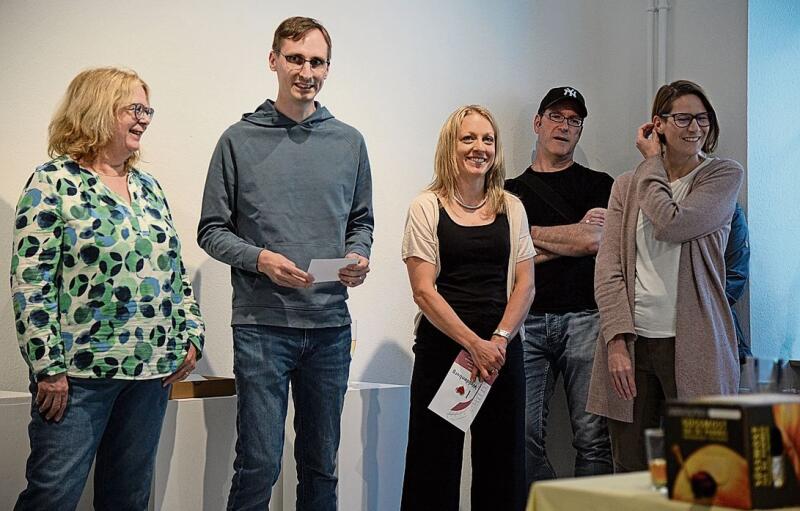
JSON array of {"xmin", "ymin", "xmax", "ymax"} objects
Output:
[
  {"xmin": 400, "ymin": 105, "xmax": 535, "ymax": 510},
  {"xmin": 586, "ymin": 81, "xmax": 744, "ymax": 471}
]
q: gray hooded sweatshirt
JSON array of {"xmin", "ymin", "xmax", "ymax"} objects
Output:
[{"xmin": 198, "ymin": 100, "xmax": 373, "ymax": 328}]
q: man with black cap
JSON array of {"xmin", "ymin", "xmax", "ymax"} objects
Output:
[{"xmin": 506, "ymin": 86, "xmax": 614, "ymax": 486}]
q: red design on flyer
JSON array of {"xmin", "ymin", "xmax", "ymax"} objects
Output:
[{"xmin": 427, "ymin": 350, "xmax": 497, "ymax": 432}]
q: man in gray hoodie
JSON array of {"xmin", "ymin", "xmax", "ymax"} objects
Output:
[{"xmin": 198, "ymin": 16, "xmax": 373, "ymax": 511}]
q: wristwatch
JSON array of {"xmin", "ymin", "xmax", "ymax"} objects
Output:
[{"xmin": 492, "ymin": 328, "xmax": 512, "ymax": 342}]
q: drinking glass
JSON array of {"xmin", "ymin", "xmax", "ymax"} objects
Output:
[
  {"xmin": 739, "ymin": 356, "xmax": 758, "ymax": 393},
  {"xmin": 645, "ymin": 428, "xmax": 668, "ymax": 493},
  {"xmin": 779, "ymin": 360, "xmax": 799, "ymax": 394}
]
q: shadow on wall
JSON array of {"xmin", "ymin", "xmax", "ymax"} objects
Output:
[
  {"xmin": 361, "ymin": 387, "xmax": 381, "ymax": 510},
  {"xmin": 507, "ymin": 106, "xmax": 536, "ymax": 177},
  {"xmin": 189, "ymin": 266, "xmax": 210, "ymax": 376},
  {"xmin": 358, "ymin": 339, "xmax": 413, "ymax": 509},
  {"xmin": 1, "ymin": 195, "xmax": 31, "ymax": 392},
  {"xmin": 191, "ymin": 256, "xmax": 235, "ymax": 377},
  {"xmin": 358, "ymin": 337, "xmax": 414, "ymax": 386},
  {"xmin": 201, "ymin": 393, "xmax": 237, "ymax": 506}
]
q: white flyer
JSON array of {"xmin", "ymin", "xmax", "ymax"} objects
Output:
[
  {"xmin": 428, "ymin": 350, "xmax": 498, "ymax": 432},
  {"xmin": 307, "ymin": 257, "xmax": 357, "ymax": 283}
]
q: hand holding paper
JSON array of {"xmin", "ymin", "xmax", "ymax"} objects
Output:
[
  {"xmin": 257, "ymin": 249, "xmax": 313, "ymax": 288},
  {"xmin": 337, "ymin": 252, "xmax": 370, "ymax": 288},
  {"xmin": 307, "ymin": 257, "xmax": 358, "ymax": 283}
]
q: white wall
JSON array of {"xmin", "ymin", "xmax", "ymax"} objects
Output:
[{"xmin": 669, "ymin": 0, "xmax": 749, "ymax": 173}]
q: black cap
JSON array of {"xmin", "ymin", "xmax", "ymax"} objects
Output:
[{"xmin": 538, "ymin": 86, "xmax": 587, "ymax": 118}]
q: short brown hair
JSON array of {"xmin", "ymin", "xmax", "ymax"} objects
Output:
[
  {"xmin": 272, "ymin": 16, "xmax": 332, "ymax": 60},
  {"xmin": 429, "ymin": 105, "xmax": 507, "ymax": 215},
  {"xmin": 651, "ymin": 80, "xmax": 719, "ymax": 154},
  {"xmin": 48, "ymin": 67, "xmax": 149, "ymax": 170}
]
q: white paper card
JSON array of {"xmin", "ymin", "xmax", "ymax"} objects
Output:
[
  {"xmin": 307, "ymin": 257, "xmax": 358, "ymax": 283},
  {"xmin": 428, "ymin": 350, "xmax": 497, "ymax": 432}
]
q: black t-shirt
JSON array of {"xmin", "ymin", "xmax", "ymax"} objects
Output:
[{"xmin": 505, "ymin": 162, "xmax": 613, "ymax": 313}]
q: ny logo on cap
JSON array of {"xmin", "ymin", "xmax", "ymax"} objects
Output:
[{"xmin": 563, "ymin": 88, "xmax": 577, "ymax": 98}]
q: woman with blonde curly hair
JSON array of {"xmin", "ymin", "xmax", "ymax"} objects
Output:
[
  {"xmin": 400, "ymin": 105, "xmax": 535, "ymax": 510},
  {"xmin": 12, "ymin": 67, "xmax": 204, "ymax": 509}
]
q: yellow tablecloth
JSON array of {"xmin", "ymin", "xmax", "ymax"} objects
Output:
[{"xmin": 527, "ymin": 471, "xmax": 800, "ymax": 511}]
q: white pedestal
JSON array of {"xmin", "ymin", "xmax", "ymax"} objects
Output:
[
  {"xmin": 1, "ymin": 382, "xmax": 409, "ymax": 511},
  {"xmin": 150, "ymin": 394, "xmax": 239, "ymax": 511}
]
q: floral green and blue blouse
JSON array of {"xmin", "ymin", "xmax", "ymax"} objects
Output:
[{"xmin": 11, "ymin": 156, "xmax": 204, "ymax": 380}]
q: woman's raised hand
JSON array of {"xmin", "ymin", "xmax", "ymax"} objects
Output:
[{"xmin": 636, "ymin": 122, "xmax": 661, "ymax": 159}]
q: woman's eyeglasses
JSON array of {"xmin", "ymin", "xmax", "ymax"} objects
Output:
[
  {"xmin": 127, "ymin": 103, "xmax": 155, "ymax": 121},
  {"xmin": 660, "ymin": 112, "xmax": 711, "ymax": 128}
]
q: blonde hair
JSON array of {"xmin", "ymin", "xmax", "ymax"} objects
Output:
[
  {"xmin": 48, "ymin": 67, "xmax": 149, "ymax": 170},
  {"xmin": 430, "ymin": 105, "xmax": 507, "ymax": 215}
]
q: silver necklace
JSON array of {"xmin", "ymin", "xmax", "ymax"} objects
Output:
[{"xmin": 453, "ymin": 189, "xmax": 487, "ymax": 210}]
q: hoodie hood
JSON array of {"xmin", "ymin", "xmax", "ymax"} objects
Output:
[{"xmin": 241, "ymin": 99, "xmax": 334, "ymax": 128}]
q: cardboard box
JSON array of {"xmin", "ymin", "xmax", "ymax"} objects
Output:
[
  {"xmin": 665, "ymin": 394, "xmax": 800, "ymax": 509},
  {"xmin": 169, "ymin": 375, "xmax": 236, "ymax": 400}
]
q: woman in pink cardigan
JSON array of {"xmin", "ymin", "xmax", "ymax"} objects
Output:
[{"xmin": 586, "ymin": 80, "xmax": 744, "ymax": 471}]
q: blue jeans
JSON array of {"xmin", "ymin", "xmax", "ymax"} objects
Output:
[
  {"xmin": 15, "ymin": 377, "xmax": 169, "ymax": 511},
  {"xmin": 227, "ymin": 324, "xmax": 351, "ymax": 511},
  {"xmin": 523, "ymin": 310, "xmax": 612, "ymax": 485}
]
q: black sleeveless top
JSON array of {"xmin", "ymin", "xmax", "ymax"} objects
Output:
[{"xmin": 418, "ymin": 206, "xmax": 510, "ymax": 342}]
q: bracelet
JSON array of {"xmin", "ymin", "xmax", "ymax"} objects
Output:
[{"xmin": 492, "ymin": 328, "xmax": 512, "ymax": 343}]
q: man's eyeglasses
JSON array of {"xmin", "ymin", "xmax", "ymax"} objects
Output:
[
  {"xmin": 275, "ymin": 51, "xmax": 329, "ymax": 70},
  {"xmin": 127, "ymin": 103, "xmax": 155, "ymax": 121},
  {"xmin": 660, "ymin": 112, "xmax": 712, "ymax": 128},
  {"xmin": 546, "ymin": 112, "xmax": 583, "ymax": 128}
]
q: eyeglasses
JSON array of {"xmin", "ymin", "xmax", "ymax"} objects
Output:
[
  {"xmin": 127, "ymin": 103, "xmax": 155, "ymax": 121},
  {"xmin": 275, "ymin": 51, "xmax": 329, "ymax": 70},
  {"xmin": 546, "ymin": 112, "xmax": 583, "ymax": 127},
  {"xmin": 660, "ymin": 112, "xmax": 712, "ymax": 128}
]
